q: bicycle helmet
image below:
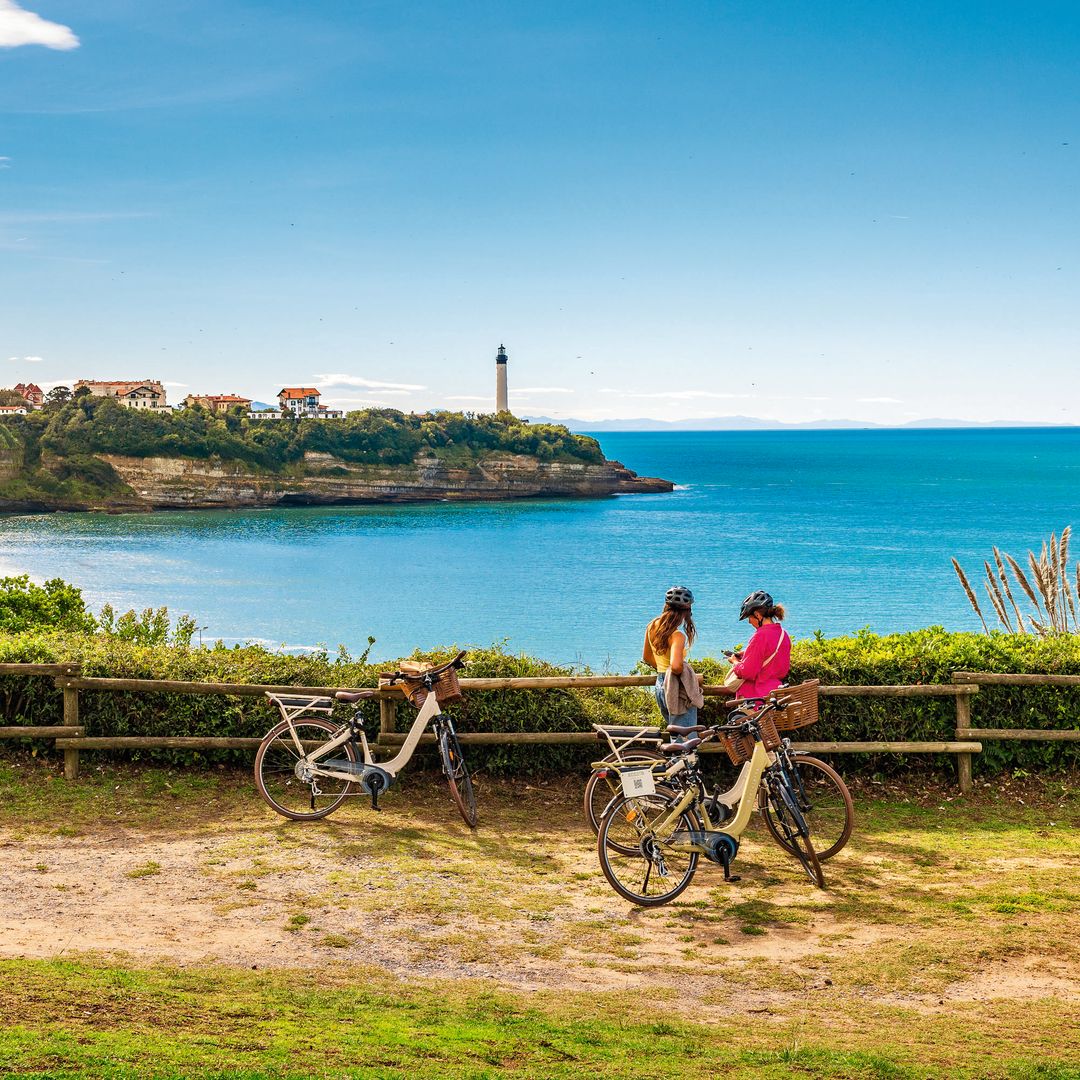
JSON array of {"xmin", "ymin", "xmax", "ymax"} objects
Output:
[
  {"xmin": 739, "ymin": 590, "xmax": 773, "ymax": 621},
  {"xmin": 665, "ymin": 586, "xmax": 695, "ymax": 608}
]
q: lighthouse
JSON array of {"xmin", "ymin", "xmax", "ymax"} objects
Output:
[{"xmin": 495, "ymin": 344, "xmax": 509, "ymax": 413}]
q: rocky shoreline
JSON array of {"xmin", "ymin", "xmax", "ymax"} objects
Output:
[{"xmin": 0, "ymin": 450, "xmax": 673, "ymax": 512}]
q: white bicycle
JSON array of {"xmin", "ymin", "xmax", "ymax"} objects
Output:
[{"xmin": 253, "ymin": 652, "xmax": 476, "ymax": 827}]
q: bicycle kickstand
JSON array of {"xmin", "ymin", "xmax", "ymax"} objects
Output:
[
  {"xmin": 720, "ymin": 848, "xmax": 741, "ymax": 884},
  {"xmin": 368, "ymin": 773, "xmax": 384, "ymax": 812}
]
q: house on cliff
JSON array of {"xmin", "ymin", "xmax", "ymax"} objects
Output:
[
  {"xmin": 184, "ymin": 393, "xmax": 253, "ymax": 414},
  {"xmin": 13, "ymin": 383, "xmax": 44, "ymax": 408},
  {"xmin": 277, "ymin": 387, "xmax": 344, "ymax": 419},
  {"xmin": 75, "ymin": 380, "xmax": 168, "ymax": 410}
]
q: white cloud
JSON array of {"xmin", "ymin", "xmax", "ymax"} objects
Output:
[
  {"xmin": 0, "ymin": 1, "xmax": 79, "ymax": 50},
  {"xmin": 8, "ymin": 354, "xmax": 43, "ymax": 362},
  {"xmin": 164, "ymin": 381, "xmax": 188, "ymax": 388},
  {"xmin": 514, "ymin": 386, "xmax": 574, "ymax": 394},
  {"xmin": 858, "ymin": 396, "xmax": 903, "ymax": 404},
  {"xmin": 315, "ymin": 373, "xmax": 425, "ymax": 392},
  {"xmin": 0, "ymin": 156, "xmax": 10, "ymax": 169},
  {"xmin": 602, "ymin": 389, "xmax": 752, "ymax": 401},
  {"xmin": 445, "ymin": 395, "xmax": 491, "ymax": 402}
]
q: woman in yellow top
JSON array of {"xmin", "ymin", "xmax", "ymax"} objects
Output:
[{"xmin": 642, "ymin": 586, "xmax": 698, "ymax": 728}]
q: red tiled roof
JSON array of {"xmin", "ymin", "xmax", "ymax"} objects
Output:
[{"xmin": 278, "ymin": 387, "xmax": 320, "ymax": 399}]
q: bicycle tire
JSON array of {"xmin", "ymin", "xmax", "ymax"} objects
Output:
[
  {"xmin": 439, "ymin": 723, "xmax": 477, "ymax": 829},
  {"xmin": 254, "ymin": 717, "xmax": 356, "ymax": 821},
  {"xmin": 583, "ymin": 749, "xmax": 666, "ymax": 835},
  {"xmin": 761, "ymin": 755, "xmax": 853, "ymax": 860},
  {"xmin": 764, "ymin": 775, "xmax": 826, "ymax": 889},
  {"xmin": 597, "ymin": 791, "xmax": 700, "ymax": 906}
]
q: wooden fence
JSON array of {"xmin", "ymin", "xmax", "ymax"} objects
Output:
[{"xmin": 0, "ymin": 663, "xmax": 997, "ymax": 789}]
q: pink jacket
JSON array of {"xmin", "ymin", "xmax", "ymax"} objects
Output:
[{"xmin": 733, "ymin": 623, "xmax": 791, "ymax": 699}]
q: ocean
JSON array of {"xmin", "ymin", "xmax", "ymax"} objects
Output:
[{"xmin": 2, "ymin": 428, "xmax": 1078, "ymax": 668}]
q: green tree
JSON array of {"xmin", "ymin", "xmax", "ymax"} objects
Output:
[{"xmin": 0, "ymin": 575, "xmax": 96, "ymax": 633}]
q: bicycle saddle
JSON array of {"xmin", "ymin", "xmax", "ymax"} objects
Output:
[
  {"xmin": 659, "ymin": 736, "xmax": 702, "ymax": 753},
  {"xmin": 666, "ymin": 723, "xmax": 706, "ymax": 734},
  {"xmin": 335, "ymin": 689, "xmax": 378, "ymax": 703}
]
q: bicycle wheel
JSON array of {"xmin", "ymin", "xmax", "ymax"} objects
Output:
[
  {"xmin": 763, "ymin": 774, "xmax": 826, "ymax": 889},
  {"xmin": 597, "ymin": 791, "xmax": 700, "ymax": 906},
  {"xmin": 439, "ymin": 722, "xmax": 477, "ymax": 828},
  {"xmin": 254, "ymin": 717, "xmax": 356, "ymax": 821},
  {"xmin": 761, "ymin": 755, "xmax": 853, "ymax": 861},
  {"xmin": 583, "ymin": 749, "xmax": 665, "ymax": 835}
]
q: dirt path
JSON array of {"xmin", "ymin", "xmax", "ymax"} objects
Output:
[{"xmin": 2, "ymin": 777, "xmax": 1079, "ymax": 1014}]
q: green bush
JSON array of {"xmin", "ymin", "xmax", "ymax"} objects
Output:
[
  {"xmin": 0, "ymin": 626, "xmax": 1077, "ymax": 776},
  {"xmin": 0, "ymin": 576, "xmax": 96, "ymax": 635},
  {"xmin": 0, "ymin": 397, "xmax": 605, "ymax": 486}
]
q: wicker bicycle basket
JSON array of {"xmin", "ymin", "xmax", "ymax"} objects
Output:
[
  {"xmin": 720, "ymin": 729, "xmax": 755, "ymax": 766},
  {"xmin": 772, "ymin": 679, "xmax": 820, "ymax": 731},
  {"xmin": 758, "ymin": 711, "xmax": 782, "ymax": 751},
  {"xmin": 397, "ymin": 664, "xmax": 463, "ymax": 709}
]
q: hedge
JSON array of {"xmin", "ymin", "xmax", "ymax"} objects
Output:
[{"xmin": 0, "ymin": 626, "xmax": 1078, "ymax": 776}]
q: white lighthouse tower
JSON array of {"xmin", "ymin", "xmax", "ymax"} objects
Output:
[{"xmin": 495, "ymin": 344, "xmax": 509, "ymax": 413}]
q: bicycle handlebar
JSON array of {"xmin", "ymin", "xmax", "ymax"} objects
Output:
[{"xmin": 381, "ymin": 650, "xmax": 467, "ymax": 685}]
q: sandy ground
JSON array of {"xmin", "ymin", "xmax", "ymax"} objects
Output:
[{"xmin": 2, "ymin": 781, "xmax": 1079, "ymax": 1014}]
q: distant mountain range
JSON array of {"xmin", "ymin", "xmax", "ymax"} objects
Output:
[{"xmin": 523, "ymin": 415, "xmax": 1070, "ymax": 433}]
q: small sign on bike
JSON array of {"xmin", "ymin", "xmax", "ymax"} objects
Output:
[{"xmin": 620, "ymin": 768, "xmax": 656, "ymax": 798}]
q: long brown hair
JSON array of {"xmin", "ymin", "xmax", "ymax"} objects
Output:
[{"xmin": 650, "ymin": 602, "xmax": 696, "ymax": 652}]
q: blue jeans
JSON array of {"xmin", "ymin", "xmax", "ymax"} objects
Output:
[{"xmin": 655, "ymin": 673, "xmax": 698, "ymax": 730}]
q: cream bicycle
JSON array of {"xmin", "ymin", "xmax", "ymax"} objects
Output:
[
  {"xmin": 585, "ymin": 680, "xmax": 853, "ymax": 862},
  {"xmin": 253, "ymin": 652, "xmax": 477, "ymax": 827},
  {"xmin": 596, "ymin": 700, "xmax": 828, "ymax": 905}
]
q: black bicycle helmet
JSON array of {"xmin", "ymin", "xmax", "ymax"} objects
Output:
[
  {"xmin": 739, "ymin": 590, "xmax": 773, "ymax": 620},
  {"xmin": 665, "ymin": 585, "xmax": 695, "ymax": 608}
]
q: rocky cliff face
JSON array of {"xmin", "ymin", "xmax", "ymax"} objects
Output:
[{"xmin": 91, "ymin": 451, "xmax": 672, "ymax": 509}]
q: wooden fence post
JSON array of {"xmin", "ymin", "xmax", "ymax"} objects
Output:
[
  {"xmin": 62, "ymin": 682, "xmax": 80, "ymax": 781},
  {"xmin": 379, "ymin": 694, "xmax": 397, "ymax": 741},
  {"xmin": 955, "ymin": 690, "xmax": 975, "ymax": 794}
]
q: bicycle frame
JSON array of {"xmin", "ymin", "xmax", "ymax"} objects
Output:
[
  {"xmin": 285, "ymin": 689, "xmax": 445, "ymax": 786},
  {"xmin": 652, "ymin": 739, "xmax": 771, "ymax": 846}
]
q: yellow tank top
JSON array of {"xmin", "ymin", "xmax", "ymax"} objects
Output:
[{"xmin": 648, "ymin": 620, "xmax": 686, "ymax": 673}]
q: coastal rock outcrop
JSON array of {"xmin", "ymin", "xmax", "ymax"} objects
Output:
[{"xmin": 87, "ymin": 451, "xmax": 673, "ymax": 509}]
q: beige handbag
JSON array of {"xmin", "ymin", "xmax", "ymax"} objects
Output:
[{"xmin": 723, "ymin": 627, "xmax": 788, "ymax": 695}]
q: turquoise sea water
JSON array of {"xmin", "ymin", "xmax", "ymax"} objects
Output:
[{"xmin": 2, "ymin": 429, "xmax": 1079, "ymax": 668}]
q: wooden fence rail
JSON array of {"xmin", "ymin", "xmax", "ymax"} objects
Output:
[
  {"xmin": 2, "ymin": 665, "xmax": 1075, "ymax": 791},
  {"xmin": 0, "ymin": 664, "xmax": 995, "ymax": 789},
  {"xmin": 950, "ymin": 670, "xmax": 1080, "ymax": 791}
]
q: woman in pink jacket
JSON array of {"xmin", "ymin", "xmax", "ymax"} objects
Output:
[{"xmin": 730, "ymin": 590, "xmax": 790, "ymax": 699}]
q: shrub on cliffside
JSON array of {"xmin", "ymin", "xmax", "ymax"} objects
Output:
[{"xmin": 2, "ymin": 397, "xmax": 605, "ymax": 475}]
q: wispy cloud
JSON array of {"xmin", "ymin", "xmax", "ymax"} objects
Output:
[
  {"xmin": 315, "ymin": 373, "xmax": 426, "ymax": 392},
  {"xmin": 0, "ymin": 210, "xmax": 154, "ymax": 225},
  {"xmin": 515, "ymin": 386, "xmax": 574, "ymax": 394},
  {"xmin": 602, "ymin": 388, "xmax": 752, "ymax": 401},
  {"xmin": 163, "ymin": 381, "xmax": 188, "ymax": 388},
  {"xmin": 858, "ymin": 396, "xmax": 903, "ymax": 404},
  {"xmin": 324, "ymin": 396, "xmax": 396, "ymax": 407},
  {"xmin": 0, "ymin": 1, "xmax": 78, "ymax": 50},
  {"xmin": 445, "ymin": 395, "xmax": 491, "ymax": 402},
  {"xmin": 0, "ymin": 156, "xmax": 10, "ymax": 170},
  {"xmin": 7, "ymin": 355, "xmax": 43, "ymax": 363}
]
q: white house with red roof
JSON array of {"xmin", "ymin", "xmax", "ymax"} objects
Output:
[
  {"xmin": 276, "ymin": 387, "xmax": 343, "ymax": 419},
  {"xmin": 75, "ymin": 380, "xmax": 168, "ymax": 410},
  {"xmin": 13, "ymin": 383, "xmax": 44, "ymax": 408}
]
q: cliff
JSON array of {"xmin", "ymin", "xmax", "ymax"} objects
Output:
[{"xmin": 0, "ymin": 450, "xmax": 672, "ymax": 512}]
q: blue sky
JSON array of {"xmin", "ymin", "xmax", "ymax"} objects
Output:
[{"xmin": 1, "ymin": 1, "xmax": 1077, "ymax": 423}]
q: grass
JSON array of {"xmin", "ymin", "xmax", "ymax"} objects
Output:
[
  {"xmin": 1, "ymin": 958, "xmax": 1078, "ymax": 1079},
  {"xmin": 0, "ymin": 757, "xmax": 1078, "ymax": 1078}
]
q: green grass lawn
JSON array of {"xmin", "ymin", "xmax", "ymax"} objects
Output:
[{"xmin": 0, "ymin": 758, "xmax": 1078, "ymax": 1079}]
